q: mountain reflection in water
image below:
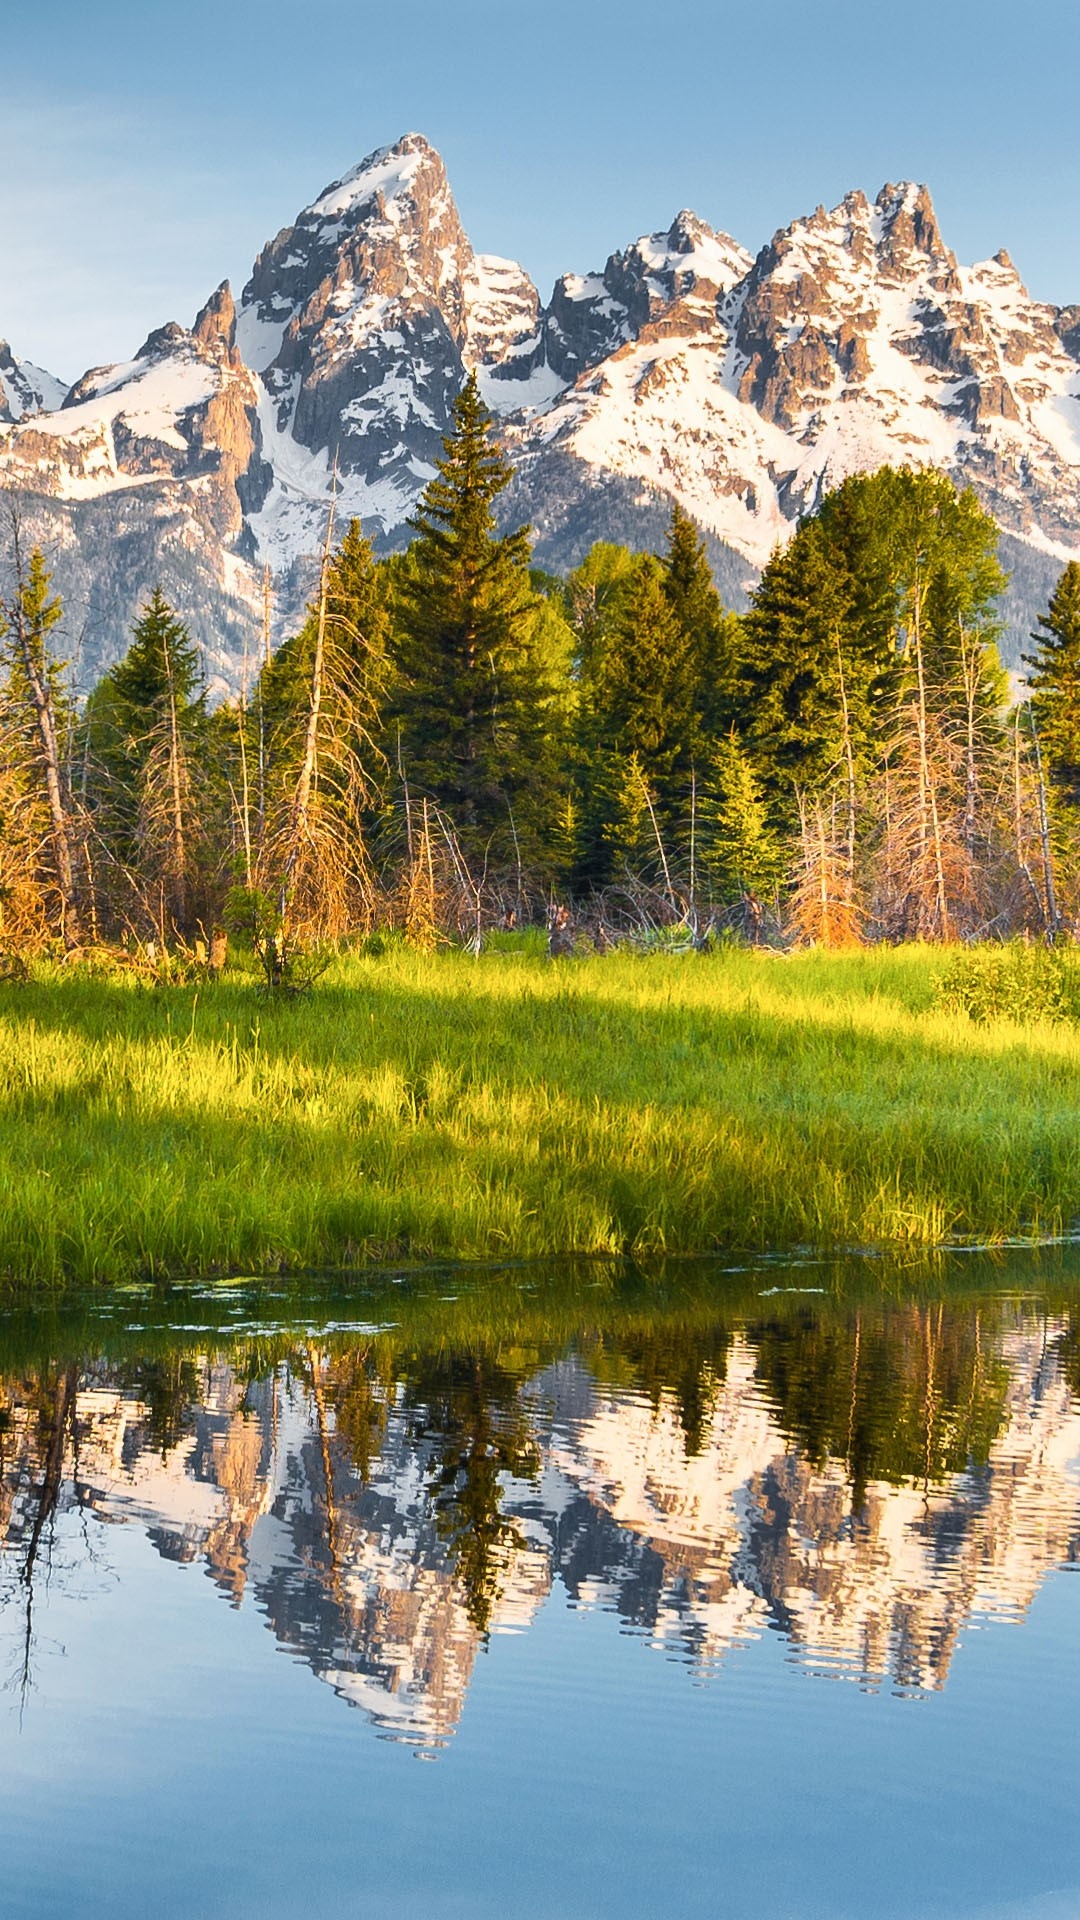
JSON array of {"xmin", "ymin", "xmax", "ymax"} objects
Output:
[{"xmin": 2, "ymin": 1269, "xmax": 1079, "ymax": 1751}]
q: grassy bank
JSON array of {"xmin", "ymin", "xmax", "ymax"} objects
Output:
[{"xmin": 2, "ymin": 942, "xmax": 1080, "ymax": 1288}]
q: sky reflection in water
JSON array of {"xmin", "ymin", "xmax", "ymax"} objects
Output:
[{"xmin": 1, "ymin": 1254, "xmax": 1078, "ymax": 1919}]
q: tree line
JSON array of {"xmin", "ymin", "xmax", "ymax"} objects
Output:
[{"xmin": 3, "ymin": 371, "xmax": 1080, "ymax": 965}]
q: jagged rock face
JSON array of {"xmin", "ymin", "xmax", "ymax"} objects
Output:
[
  {"xmin": 509, "ymin": 177, "xmax": 1080, "ymax": 659},
  {"xmin": 731, "ymin": 185, "xmax": 1040, "ymax": 442},
  {"xmin": 544, "ymin": 211, "xmax": 752, "ymax": 381},
  {"xmin": 0, "ymin": 285, "xmax": 265, "ymax": 692},
  {"xmin": 531, "ymin": 177, "xmax": 1080, "ymax": 570},
  {"xmin": 0, "ymin": 340, "xmax": 68, "ymax": 423},
  {"xmin": 1, "ymin": 134, "xmax": 1079, "ymax": 685},
  {"xmin": 0, "ymin": 288, "xmax": 261, "ymax": 514},
  {"xmin": 236, "ymin": 134, "xmax": 546, "ymax": 559}
]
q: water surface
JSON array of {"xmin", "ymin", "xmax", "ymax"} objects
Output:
[{"xmin": 1, "ymin": 1253, "xmax": 1078, "ymax": 1918}]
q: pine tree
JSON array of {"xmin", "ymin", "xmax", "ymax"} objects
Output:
[
  {"xmin": 87, "ymin": 589, "xmax": 207, "ymax": 937},
  {"xmin": 576, "ymin": 554, "xmax": 696, "ymax": 882},
  {"xmin": 0, "ymin": 539, "xmax": 84, "ymax": 947},
  {"xmin": 391, "ymin": 374, "xmax": 557, "ymax": 873},
  {"xmin": 698, "ymin": 736, "xmax": 784, "ymax": 906},
  {"xmin": 601, "ymin": 750, "xmax": 653, "ymax": 875},
  {"xmin": 741, "ymin": 519, "xmax": 875, "ymax": 824},
  {"xmin": 1025, "ymin": 561, "xmax": 1080, "ymax": 807},
  {"xmin": 661, "ymin": 503, "xmax": 742, "ymax": 747}
]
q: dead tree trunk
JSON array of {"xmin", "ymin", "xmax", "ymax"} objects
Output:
[
  {"xmin": 4, "ymin": 518, "xmax": 82, "ymax": 948},
  {"xmin": 1028, "ymin": 704, "xmax": 1061, "ymax": 939},
  {"xmin": 288, "ymin": 491, "xmax": 337, "ymax": 858},
  {"xmin": 909, "ymin": 571, "xmax": 950, "ymax": 939}
]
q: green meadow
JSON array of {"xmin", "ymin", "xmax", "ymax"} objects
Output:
[{"xmin": 2, "ymin": 941, "xmax": 1080, "ymax": 1290}]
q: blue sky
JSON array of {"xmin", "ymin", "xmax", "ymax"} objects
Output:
[{"xmin": 5, "ymin": 0, "xmax": 1078, "ymax": 379}]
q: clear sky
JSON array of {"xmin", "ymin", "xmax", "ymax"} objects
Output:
[{"xmin": 5, "ymin": 0, "xmax": 1078, "ymax": 380}]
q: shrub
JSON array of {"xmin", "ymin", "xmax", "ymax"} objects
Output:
[{"xmin": 936, "ymin": 941, "xmax": 1080, "ymax": 1025}]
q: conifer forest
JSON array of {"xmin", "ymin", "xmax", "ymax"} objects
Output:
[{"xmin": 5, "ymin": 373, "xmax": 1080, "ymax": 976}]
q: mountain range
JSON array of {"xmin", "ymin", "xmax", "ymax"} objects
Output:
[{"xmin": 3, "ymin": 131, "xmax": 1079, "ymax": 690}]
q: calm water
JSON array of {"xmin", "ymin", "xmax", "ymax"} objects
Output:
[{"xmin": 2, "ymin": 1255, "xmax": 1079, "ymax": 1919}]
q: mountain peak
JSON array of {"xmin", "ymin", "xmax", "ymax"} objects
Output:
[
  {"xmin": 666, "ymin": 209, "xmax": 713, "ymax": 252},
  {"xmin": 873, "ymin": 179, "xmax": 950, "ymax": 267},
  {"xmin": 305, "ymin": 132, "xmax": 446, "ymax": 228},
  {"xmin": 193, "ymin": 281, "xmax": 240, "ymax": 366},
  {"xmin": 0, "ymin": 339, "xmax": 68, "ymax": 422}
]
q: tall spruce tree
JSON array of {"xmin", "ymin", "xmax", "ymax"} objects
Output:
[
  {"xmin": 698, "ymin": 736, "xmax": 784, "ymax": 906},
  {"xmin": 391, "ymin": 374, "xmax": 556, "ymax": 872},
  {"xmin": 88, "ymin": 589, "xmax": 206, "ymax": 935},
  {"xmin": 575, "ymin": 554, "xmax": 697, "ymax": 883},
  {"xmin": 1025, "ymin": 561, "xmax": 1080, "ymax": 807},
  {"xmin": 741, "ymin": 518, "xmax": 872, "ymax": 811},
  {"xmin": 661, "ymin": 503, "xmax": 742, "ymax": 747},
  {"xmin": 0, "ymin": 540, "xmax": 84, "ymax": 947}
]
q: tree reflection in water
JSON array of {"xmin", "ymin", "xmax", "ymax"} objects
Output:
[{"xmin": 0, "ymin": 1266, "xmax": 1078, "ymax": 1744}]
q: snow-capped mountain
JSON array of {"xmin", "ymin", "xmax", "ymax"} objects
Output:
[
  {"xmin": 506, "ymin": 180, "xmax": 1080, "ymax": 631},
  {"xmin": 0, "ymin": 340, "xmax": 68, "ymax": 422},
  {"xmin": 1, "ymin": 133, "xmax": 1079, "ymax": 685}
]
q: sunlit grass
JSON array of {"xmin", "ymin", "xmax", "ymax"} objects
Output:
[{"xmin": 1, "ymin": 942, "xmax": 1080, "ymax": 1287}]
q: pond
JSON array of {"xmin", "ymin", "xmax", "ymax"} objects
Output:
[{"xmin": 1, "ymin": 1252, "xmax": 1078, "ymax": 1918}]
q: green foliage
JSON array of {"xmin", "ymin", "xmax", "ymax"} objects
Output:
[
  {"xmin": 936, "ymin": 940, "xmax": 1080, "ymax": 1025},
  {"xmin": 391, "ymin": 374, "xmax": 559, "ymax": 872},
  {"xmin": 816, "ymin": 465, "xmax": 1006, "ymax": 672},
  {"xmin": 741, "ymin": 467, "xmax": 1006, "ymax": 812},
  {"xmin": 742, "ymin": 514, "xmax": 885, "ymax": 809},
  {"xmin": 223, "ymin": 884, "xmax": 330, "ymax": 992},
  {"xmin": 661, "ymin": 502, "xmax": 743, "ymax": 745},
  {"xmin": 96, "ymin": 586, "xmax": 204, "ymax": 727},
  {"xmin": 575, "ymin": 554, "xmax": 695, "ymax": 883},
  {"xmin": 260, "ymin": 519, "xmax": 390, "ymax": 749},
  {"xmin": 86, "ymin": 588, "xmax": 210, "ymax": 934},
  {"xmin": 1, "ymin": 547, "xmax": 66, "ymax": 707},
  {"xmin": 698, "ymin": 737, "xmax": 784, "ymax": 902},
  {"xmin": 1025, "ymin": 561, "xmax": 1080, "ymax": 807},
  {"xmin": 600, "ymin": 749, "xmax": 653, "ymax": 870},
  {"xmin": 566, "ymin": 541, "xmax": 641, "ymax": 676},
  {"xmin": 0, "ymin": 461, "xmax": 1054, "ymax": 956}
]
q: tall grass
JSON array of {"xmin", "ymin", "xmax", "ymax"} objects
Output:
[{"xmin": 2, "ymin": 942, "xmax": 1080, "ymax": 1288}]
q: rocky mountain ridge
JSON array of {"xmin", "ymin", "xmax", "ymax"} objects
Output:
[{"xmin": 2, "ymin": 132, "xmax": 1078, "ymax": 686}]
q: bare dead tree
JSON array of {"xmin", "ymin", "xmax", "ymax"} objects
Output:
[{"xmin": 0, "ymin": 502, "xmax": 83, "ymax": 947}]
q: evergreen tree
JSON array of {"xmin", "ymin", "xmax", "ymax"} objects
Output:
[
  {"xmin": 698, "ymin": 736, "xmax": 784, "ymax": 905},
  {"xmin": 0, "ymin": 541, "xmax": 84, "ymax": 947},
  {"xmin": 661, "ymin": 503, "xmax": 743, "ymax": 747},
  {"xmin": 741, "ymin": 518, "xmax": 872, "ymax": 811},
  {"xmin": 575, "ymin": 554, "xmax": 695, "ymax": 883},
  {"xmin": 391, "ymin": 374, "xmax": 557, "ymax": 872},
  {"xmin": 601, "ymin": 750, "xmax": 654, "ymax": 875},
  {"xmin": 87, "ymin": 589, "xmax": 206, "ymax": 935},
  {"xmin": 1025, "ymin": 561, "xmax": 1080, "ymax": 807}
]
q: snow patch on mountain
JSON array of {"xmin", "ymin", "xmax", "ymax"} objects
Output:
[
  {"xmin": 40, "ymin": 351, "xmax": 218, "ymax": 451},
  {"xmin": 0, "ymin": 341, "xmax": 68, "ymax": 423},
  {"xmin": 1, "ymin": 138, "xmax": 1080, "ymax": 682}
]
